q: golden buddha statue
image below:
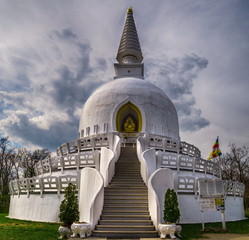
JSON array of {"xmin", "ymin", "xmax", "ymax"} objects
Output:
[{"xmin": 124, "ymin": 117, "xmax": 136, "ymax": 132}]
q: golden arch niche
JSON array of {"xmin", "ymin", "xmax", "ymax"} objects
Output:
[{"xmin": 116, "ymin": 102, "xmax": 142, "ymax": 133}]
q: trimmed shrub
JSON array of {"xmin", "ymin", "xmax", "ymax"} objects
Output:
[
  {"xmin": 59, "ymin": 183, "xmax": 79, "ymax": 226},
  {"xmin": 163, "ymin": 188, "xmax": 180, "ymax": 223}
]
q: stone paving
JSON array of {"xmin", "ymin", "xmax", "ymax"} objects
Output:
[{"xmin": 68, "ymin": 235, "xmax": 249, "ymax": 240}]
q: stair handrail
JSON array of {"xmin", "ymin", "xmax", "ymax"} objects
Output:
[
  {"xmin": 140, "ymin": 149, "xmax": 156, "ymax": 185},
  {"xmin": 100, "ymin": 135, "xmax": 121, "ymax": 187},
  {"xmin": 79, "ymin": 167, "xmax": 104, "ymax": 228}
]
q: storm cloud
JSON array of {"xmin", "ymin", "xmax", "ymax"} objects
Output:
[
  {"xmin": 0, "ymin": 0, "xmax": 249, "ymax": 157},
  {"xmin": 146, "ymin": 54, "xmax": 210, "ymax": 132}
]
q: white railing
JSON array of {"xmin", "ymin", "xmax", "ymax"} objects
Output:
[
  {"xmin": 158, "ymin": 152, "xmax": 220, "ymax": 177},
  {"xmin": 180, "ymin": 141, "xmax": 201, "ymax": 158},
  {"xmin": 9, "ymin": 175, "xmax": 79, "ymax": 197},
  {"xmin": 176, "ymin": 176, "xmax": 197, "ymax": 193},
  {"xmin": 174, "ymin": 176, "xmax": 245, "ymax": 197},
  {"xmin": 58, "ymin": 151, "xmax": 100, "ymax": 173},
  {"xmin": 148, "ymin": 135, "xmax": 179, "ymax": 153},
  {"xmin": 224, "ymin": 180, "xmax": 245, "ymax": 198},
  {"xmin": 57, "ymin": 133, "xmax": 110, "ymax": 156},
  {"xmin": 35, "ymin": 151, "xmax": 100, "ymax": 175},
  {"xmin": 147, "ymin": 135, "xmax": 201, "ymax": 159}
]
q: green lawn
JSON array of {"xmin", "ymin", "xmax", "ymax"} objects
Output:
[
  {"xmin": 181, "ymin": 211, "xmax": 249, "ymax": 239},
  {"xmin": 0, "ymin": 212, "xmax": 249, "ymax": 240},
  {"xmin": 0, "ymin": 213, "xmax": 60, "ymax": 240}
]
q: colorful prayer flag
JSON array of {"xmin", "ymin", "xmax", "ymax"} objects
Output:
[{"xmin": 207, "ymin": 137, "xmax": 222, "ymax": 160}]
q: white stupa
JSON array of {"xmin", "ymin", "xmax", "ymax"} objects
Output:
[{"xmin": 8, "ymin": 7, "xmax": 245, "ymax": 238}]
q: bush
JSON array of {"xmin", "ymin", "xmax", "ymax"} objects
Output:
[
  {"xmin": 163, "ymin": 188, "xmax": 180, "ymax": 223},
  {"xmin": 59, "ymin": 183, "xmax": 79, "ymax": 226}
]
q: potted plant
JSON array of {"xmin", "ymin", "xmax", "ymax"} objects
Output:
[
  {"xmin": 158, "ymin": 188, "xmax": 181, "ymax": 239},
  {"xmin": 58, "ymin": 183, "xmax": 79, "ymax": 239}
]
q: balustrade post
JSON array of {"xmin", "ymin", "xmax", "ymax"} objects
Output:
[
  {"xmin": 57, "ymin": 177, "xmax": 60, "ymax": 197},
  {"xmin": 77, "ymin": 139, "xmax": 80, "ymax": 154},
  {"xmin": 48, "ymin": 156, "xmax": 52, "ymax": 175},
  {"xmin": 66, "ymin": 142, "xmax": 70, "ymax": 155},
  {"xmin": 193, "ymin": 157, "xmax": 196, "ymax": 175},
  {"xmin": 94, "ymin": 151, "xmax": 100, "ymax": 171},
  {"xmin": 16, "ymin": 179, "xmax": 20, "ymax": 198},
  {"xmin": 75, "ymin": 154, "xmax": 80, "ymax": 172},
  {"xmin": 177, "ymin": 154, "xmax": 180, "ymax": 174},
  {"xmin": 60, "ymin": 156, "xmax": 64, "ymax": 174},
  {"xmin": 27, "ymin": 178, "xmax": 30, "ymax": 198},
  {"xmin": 39, "ymin": 178, "xmax": 44, "ymax": 198}
]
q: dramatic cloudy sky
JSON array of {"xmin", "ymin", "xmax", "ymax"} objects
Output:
[{"xmin": 0, "ymin": 0, "xmax": 248, "ymax": 157}]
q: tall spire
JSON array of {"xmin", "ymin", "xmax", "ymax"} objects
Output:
[
  {"xmin": 114, "ymin": 7, "xmax": 144, "ymax": 79},
  {"xmin": 116, "ymin": 7, "xmax": 143, "ymax": 63}
]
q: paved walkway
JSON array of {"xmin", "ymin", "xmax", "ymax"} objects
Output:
[{"xmin": 69, "ymin": 235, "xmax": 249, "ymax": 240}]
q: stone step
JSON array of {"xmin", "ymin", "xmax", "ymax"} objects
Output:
[
  {"xmin": 102, "ymin": 210, "xmax": 149, "ymax": 215},
  {"xmin": 114, "ymin": 173, "xmax": 141, "ymax": 175},
  {"xmin": 93, "ymin": 230, "xmax": 158, "ymax": 238},
  {"xmin": 104, "ymin": 196, "xmax": 148, "ymax": 200},
  {"xmin": 100, "ymin": 214, "xmax": 152, "ymax": 220},
  {"xmin": 110, "ymin": 180, "xmax": 144, "ymax": 184},
  {"xmin": 115, "ymin": 165, "xmax": 140, "ymax": 167},
  {"xmin": 114, "ymin": 169, "xmax": 140, "ymax": 172},
  {"xmin": 108, "ymin": 183, "xmax": 145, "ymax": 187},
  {"xmin": 95, "ymin": 225, "xmax": 155, "ymax": 231},
  {"xmin": 98, "ymin": 219, "xmax": 153, "ymax": 226},
  {"xmin": 105, "ymin": 189, "xmax": 147, "ymax": 193},
  {"xmin": 108, "ymin": 185, "xmax": 146, "ymax": 189},
  {"xmin": 103, "ymin": 206, "xmax": 148, "ymax": 211},
  {"xmin": 104, "ymin": 192, "xmax": 147, "ymax": 197},
  {"xmin": 106, "ymin": 186, "xmax": 147, "ymax": 190},
  {"xmin": 105, "ymin": 192, "xmax": 147, "ymax": 196},
  {"xmin": 104, "ymin": 201, "xmax": 148, "ymax": 206},
  {"xmin": 113, "ymin": 172, "xmax": 140, "ymax": 175}
]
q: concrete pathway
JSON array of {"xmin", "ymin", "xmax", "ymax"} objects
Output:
[{"xmin": 69, "ymin": 235, "xmax": 249, "ymax": 240}]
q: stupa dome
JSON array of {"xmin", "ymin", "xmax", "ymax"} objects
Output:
[{"xmin": 79, "ymin": 77, "xmax": 179, "ymax": 141}]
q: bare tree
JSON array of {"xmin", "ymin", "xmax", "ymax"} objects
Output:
[
  {"xmin": 221, "ymin": 143, "xmax": 249, "ymax": 183},
  {"xmin": 0, "ymin": 137, "xmax": 15, "ymax": 208},
  {"xmin": 221, "ymin": 143, "xmax": 249, "ymax": 209},
  {"xmin": 13, "ymin": 148, "xmax": 50, "ymax": 178}
]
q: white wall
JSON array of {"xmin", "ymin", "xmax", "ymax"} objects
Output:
[
  {"xmin": 79, "ymin": 168, "xmax": 104, "ymax": 227},
  {"xmin": 178, "ymin": 194, "xmax": 245, "ymax": 223},
  {"xmin": 8, "ymin": 194, "xmax": 63, "ymax": 222}
]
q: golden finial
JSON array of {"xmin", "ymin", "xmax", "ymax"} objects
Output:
[{"xmin": 127, "ymin": 7, "xmax": 133, "ymax": 14}]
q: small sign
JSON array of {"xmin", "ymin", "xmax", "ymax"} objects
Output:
[
  {"xmin": 215, "ymin": 197, "xmax": 225, "ymax": 211},
  {"xmin": 200, "ymin": 198, "xmax": 216, "ymax": 211}
]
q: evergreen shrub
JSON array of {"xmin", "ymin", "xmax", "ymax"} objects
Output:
[
  {"xmin": 163, "ymin": 188, "xmax": 180, "ymax": 223},
  {"xmin": 59, "ymin": 183, "xmax": 79, "ymax": 226}
]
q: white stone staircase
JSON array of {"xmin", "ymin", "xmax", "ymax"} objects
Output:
[{"xmin": 93, "ymin": 147, "xmax": 158, "ymax": 238}]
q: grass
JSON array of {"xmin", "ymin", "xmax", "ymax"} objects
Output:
[
  {"xmin": 181, "ymin": 211, "xmax": 249, "ymax": 239},
  {"xmin": 0, "ymin": 212, "xmax": 249, "ymax": 240},
  {"xmin": 0, "ymin": 213, "xmax": 60, "ymax": 240}
]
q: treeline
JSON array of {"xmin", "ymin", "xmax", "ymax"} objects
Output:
[
  {"xmin": 0, "ymin": 137, "xmax": 50, "ymax": 212},
  {"xmin": 220, "ymin": 143, "xmax": 249, "ymax": 209}
]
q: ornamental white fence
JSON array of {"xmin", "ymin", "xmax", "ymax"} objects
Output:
[
  {"xmin": 35, "ymin": 151, "xmax": 100, "ymax": 175},
  {"xmin": 9, "ymin": 175, "xmax": 79, "ymax": 197},
  {"xmin": 158, "ymin": 152, "xmax": 220, "ymax": 177},
  {"xmin": 9, "ymin": 173, "xmax": 244, "ymax": 199},
  {"xmin": 148, "ymin": 135, "xmax": 179, "ymax": 153},
  {"xmin": 175, "ymin": 176, "xmax": 244, "ymax": 198},
  {"xmin": 56, "ymin": 133, "xmax": 110, "ymax": 156}
]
